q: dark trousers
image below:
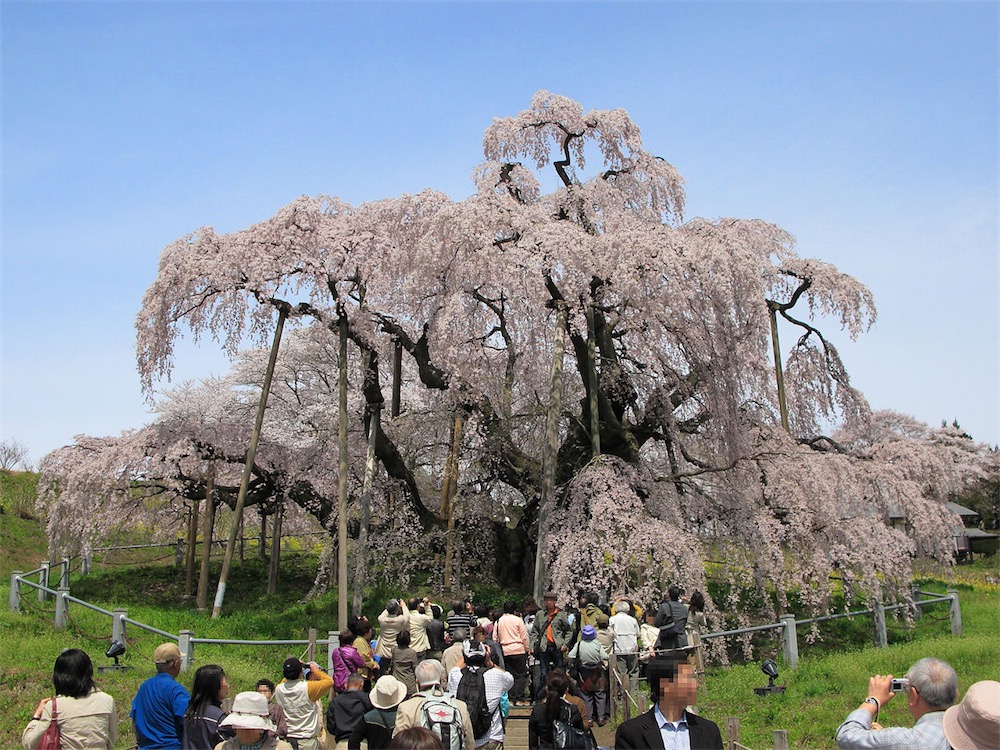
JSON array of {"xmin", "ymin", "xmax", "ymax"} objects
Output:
[
  {"xmin": 538, "ymin": 642, "xmax": 564, "ymax": 682},
  {"xmin": 505, "ymin": 652, "xmax": 529, "ymax": 701}
]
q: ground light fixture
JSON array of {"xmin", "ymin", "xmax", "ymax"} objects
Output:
[
  {"xmin": 754, "ymin": 658, "xmax": 785, "ymax": 696},
  {"xmin": 99, "ymin": 639, "xmax": 130, "ymax": 673}
]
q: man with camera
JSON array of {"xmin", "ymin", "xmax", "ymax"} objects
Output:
[
  {"xmin": 274, "ymin": 657, "xmax": 334, "ymax": 750},
  {"xmin": 836, "ymin": 657, "xmax": 957, "ymax": 749}
]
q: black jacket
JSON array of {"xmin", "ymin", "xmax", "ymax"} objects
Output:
[
  {"xmin": 614, "ymin": 708, "xmax": 722, "ymax": 750},
  {"xmin": 326, "ymin": 690, "xmax": 373, "ymax": 741}
]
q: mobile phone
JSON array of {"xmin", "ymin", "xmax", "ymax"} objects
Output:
[{"xmin": 890, "ymin": 678, "xmax": 908, "ymax": 692}]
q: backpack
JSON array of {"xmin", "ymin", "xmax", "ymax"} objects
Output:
[
  {"xmin": 418, "ymin": 693, "xmax": 465, "ymax": 750},
  {"xmin": 455, "ymin": 666, "xmax": 493, "ymax": 739},
  {"xmin": 552, "ymin": 701, "xmax": 592, "ymax": 750}
]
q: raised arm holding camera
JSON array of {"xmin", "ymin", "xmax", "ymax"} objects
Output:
[{"xmin": 835, "ymin": 657, "xmax": 957, "ymax": 750}]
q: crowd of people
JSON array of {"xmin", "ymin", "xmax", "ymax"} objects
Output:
[{"xmin": 20, "ymin": 590, "xmax": 1000, "ymax": 750}]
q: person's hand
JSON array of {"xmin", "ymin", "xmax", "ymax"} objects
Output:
[
  {"xmin": 868, "ymin": 675, "xmax": 895, "ymax": 707},
  {"xmin": 33, "ymin": 698, "xmax": 51, "ymax": 717}
]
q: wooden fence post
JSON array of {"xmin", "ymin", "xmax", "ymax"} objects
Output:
[
  {"xmin": 780, "ymin": 615, "xmax": 798, "ymax": 668},
  {"xmin": 54, "ymin": 587, "xmax": 69, "ymax": 630},
  {"xmin": 178, "ymin": 631, "xmax": 193, "ymax": 672},
  {"xmin": 175, "ymin": 538, "xmax": 185, "ymax": 568},
  {"xmin": 948, "ymin": 589, "xmax": 963, "ymax": 636},
  {"xmin": 726, "ymin": 716, "xmax": 740, "ymax": 750},
  {"xmin": 609, "ymin": 652, "xmax": 617, "ymax": 719},
  {"xmin": 38, "ymin": 560, "xmax": 50, "ymax": 602},
  {"xmin": 773, "ymin": 729, "xmax": 790, "ymax": 750},
  {"xmin": 873, "ymin": 601, "xmax": 887, "ymax": 648},
  {"xmin": 9, "ymin": 572, "xmax": 22, "ymax": 611}
]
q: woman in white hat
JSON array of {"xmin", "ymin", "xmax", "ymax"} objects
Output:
[
  {"xmin": 215, "ymin": 691, "xmax": 292, "ymax": 750},
  {"xmin": 348, "ymin": 675, "xmax": 407, "ymax": 750}
]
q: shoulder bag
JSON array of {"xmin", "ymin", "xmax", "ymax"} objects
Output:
[{"xmin": 38, "ymin": 696, "xmax": 61, "ymax": 750}]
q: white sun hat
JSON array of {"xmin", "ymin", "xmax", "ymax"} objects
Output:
[
  {"xmin": 369, "ymin": 674, "xmax": 407, "ymax": 709},
  {"xmin": 219, "ymin": 691, "xmax": 276, "ymax": 731}
]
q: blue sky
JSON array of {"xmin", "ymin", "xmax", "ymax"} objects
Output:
[{"xmin": 2, "ymin": 1, "xmax": 997, "ymax": 465}]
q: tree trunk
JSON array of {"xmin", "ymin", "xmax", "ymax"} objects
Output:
[{"xmin": 534, "ymin": 304, "xmax": 567, "ymax": 600}]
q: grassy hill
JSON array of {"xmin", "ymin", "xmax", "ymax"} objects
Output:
[{"xmin": 2, "ymin": 516, "xmax": 997, "ymax": 749}]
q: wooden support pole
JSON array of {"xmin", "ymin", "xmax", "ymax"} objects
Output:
[
  {"xmin": 267, "ymin": 499, "xmax": 283, "ymax": 596},
  {"xmin": 184, "ymin": 498, "xmax": 200, "ymax": 597},
  {"xmin": 196, "ymin": 468, "xmax": 216, "ymax": 611},
  {"xmin": 391, "ymin": 341, "xmax": 402, "ymax": 418},
  {"xmin": 586, "ymin": 304, "xmax": 600, "ymax": 457},
  {"xmin": 212, "ymin": 307, "xmax": 287, "ymax": 618},
  {"xmin": 768, "ymin": 303, "xmax": 790, "ymax": 433},
  {"xmin": 337, "ymin": 314, "xmax": 349, "ymax": 632},
  {"xmin": 353, "ymin": 401, "xmax": 379, "ymax": 616},
  {"xmin": 443, "ymin": 414, "xmax": 463, "ymax": 591}
]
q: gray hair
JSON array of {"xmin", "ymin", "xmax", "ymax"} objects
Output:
[
  {"xmin": 614, "ymin": 601, "xmax": 631, "ymax": 614},
  {"xmin": 415, "ymin": 659, "xmax": 445, "ymax": 689},
  {"xmin": 907, "ymin": 658, "xmax": 958, "ymax": 709}
]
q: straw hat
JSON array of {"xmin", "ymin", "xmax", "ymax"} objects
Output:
[
  {"xmin": 370, "ymin": 675, "xmax": 407, "ymax": 710},
  {"xmin": 219, "ymin": 692, "xmax": 276, "ymax": 731},
  {"xmin": 943, "ymin": 680, "xmax": 1000, "ymax": 750}
]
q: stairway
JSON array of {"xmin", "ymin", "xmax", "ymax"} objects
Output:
[{"xmin": 501, "ymin": 703, "xmax": 616, "ymax": 749}]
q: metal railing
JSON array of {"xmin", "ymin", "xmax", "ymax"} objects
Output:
[{"xmin": 7, "ymin": 568, "xmax": 340, "ymax": 673}]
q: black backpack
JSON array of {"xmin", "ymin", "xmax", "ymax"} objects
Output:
[{"xmin": 455, "ymin": 665, "xmax": 493, "ymax": 739}]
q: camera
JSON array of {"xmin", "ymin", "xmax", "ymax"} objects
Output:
[{"xmin": 890, "ymin": 678, "xmax": 909, "ymax": 692}]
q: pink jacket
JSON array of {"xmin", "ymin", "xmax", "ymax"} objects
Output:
[
  {"xmin": 496, "ymin": 613, "xmax": 530, "ymax": 656},
  {"xmin": 331, "ymin": 645, "xmax": 365, "ymax": 692}
]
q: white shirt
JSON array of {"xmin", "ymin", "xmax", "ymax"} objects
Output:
[
  {"xmin": 446, "ymin": 665, "xmax": 514, "ymax": 746},
  {"xmin": 609, "ymin": 612, "xmax": 640, "ymax": 653},
  {"xmin": 654, "ymin": 704, "xmax": 691, "ymax": 750}
]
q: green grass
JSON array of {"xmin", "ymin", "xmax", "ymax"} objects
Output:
[
  {"xmin": 0, "ymin": 469, "xmax": 39, "ymax": 520},
  {"xmin": 3, "ymin": 517, "xmax": 998, "ymax": 749},
  {"xmin": 693, "ymin": 581, "xmax": 1000, "ymax": 748}
]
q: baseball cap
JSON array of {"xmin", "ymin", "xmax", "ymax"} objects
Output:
[
  {"xmin": 153, "ymin": 643, "xmax": 181, "ymax": 664},
  {"xmin": 283, "ymin": 657, "xmax": 305, "ymax": 679}
]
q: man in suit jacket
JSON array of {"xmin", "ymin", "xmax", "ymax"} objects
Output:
[
  {"xmin": 654, "ymin": 586, "xmax": 689, "ymax": 650},
  {"xmin": 614, "ymin": 654, "xmax": 722, "ymax": 750}
]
